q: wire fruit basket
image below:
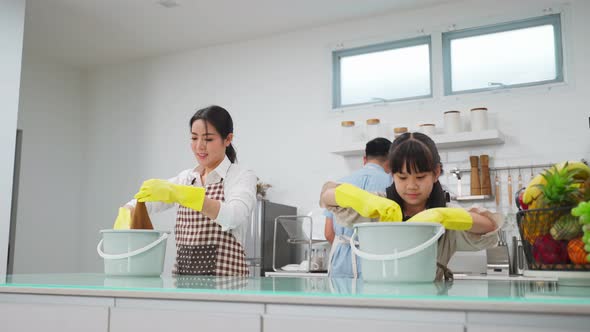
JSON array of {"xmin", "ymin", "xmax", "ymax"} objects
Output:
[{"xmin": 517, "ymin": 206, "xmax": 590, "ymax": 271}]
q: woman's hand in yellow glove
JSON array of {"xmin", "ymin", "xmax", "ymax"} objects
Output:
[
  {"xmin": 407, "ymin": 207, "xmax": 473, "ymax": 231},
  {"xmin": 334, "ymin": 183, "xmax": 402, "ymax": 221},
  {"xmin": 134, "ymin": 179, "xmax": 206, "ymax": 211}
]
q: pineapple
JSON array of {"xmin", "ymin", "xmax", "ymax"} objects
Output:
[{"xmin": 540, "ymin": 162, "xmax": 586, "ymax": 207}]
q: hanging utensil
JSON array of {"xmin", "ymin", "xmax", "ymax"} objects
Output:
[
  {"xmin": 495, "ymin": 173, "xmax": 501, "ymax": 208},
  {"xmin": 507, "ymin": 173, "xmax": 513, "ymax": 210},
  {"xmin": 517, "ymin": 169, "xmax": 523, "ymax": 190},
  {"xmin": 450, "ymin": 168, "xmax": 462, "ymax": 197}
]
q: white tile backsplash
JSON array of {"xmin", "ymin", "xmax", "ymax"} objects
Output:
[{"xmin": 446, "ymin": 150, "xmax": 469, "ymax": 163}]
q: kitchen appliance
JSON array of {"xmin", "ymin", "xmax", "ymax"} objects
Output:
[
  {"xmin": 485, "ymin": 230, "xmax": 510, "ymax": 276},
  {"xmin": 271, "ymin": 214, "xmax": 328, "ymax": 273},
  {"xmin": 244, "ymin": 200, "xmax": 298, "ymax": 276},
  {"xmin": 511, "ymin": 236, "xmax": 526, "ymax": 275}
]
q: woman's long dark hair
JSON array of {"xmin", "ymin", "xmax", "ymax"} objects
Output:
[
  {"xmin": 385, "ymin": 132, "xmax": 447, "ymax": 215},
  {"xmin": 190, "ymin": 105, "xmax": 237, "ymax": 163}
]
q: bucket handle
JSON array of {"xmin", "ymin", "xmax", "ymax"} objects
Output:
[
  {"xmin": 97, "ymin": 232, "xmax": 168, "ymax": 260},
  {"xmin": 350, "ymin": 225, "xmax": 445, "ymax": 261}
]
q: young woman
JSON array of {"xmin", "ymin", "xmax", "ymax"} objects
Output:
[
  {"xmin": 116, "ymin": 105, "xmax": 257, "ymax": 276},
  {"xmin": 320, "ymin": 132, "xmax": 501, "ymax": 280}
]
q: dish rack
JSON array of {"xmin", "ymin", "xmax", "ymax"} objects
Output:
[
  {"xmin": 272, "ymin": 215, "xmax": 328, "ymax": 273},
  {"xmin": 516, "ymin": 206, "xmax": 590, "ymax": 273}
]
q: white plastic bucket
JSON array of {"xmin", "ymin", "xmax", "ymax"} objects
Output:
[
  {"xmin": 350, "ymin": 222, "xmax": 444, "ymax": 282},
  {"xmin": 97, "ymin": 229, "xmax": 170, "ymax": 277}
]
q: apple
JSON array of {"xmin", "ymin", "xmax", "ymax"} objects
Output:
[{"xmin": 516, "ymin": 187, "xmax": 528, "ymax": 210}]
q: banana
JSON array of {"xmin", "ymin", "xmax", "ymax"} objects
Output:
[
  {"xmin": 522, "ymin": 161, "xmax": 590, "ymax": 205},
  {"xmin": 522, "ymin": 173, "xmax": 545, "ymax": 205},
  {"xmin": 556, "ymin": 161, "xmax": 590, "ymax": 179}
]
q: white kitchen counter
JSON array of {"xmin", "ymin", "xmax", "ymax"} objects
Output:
[{"xmin": 1, "ymin": 273, "xmax": 589, "ymax": 332}]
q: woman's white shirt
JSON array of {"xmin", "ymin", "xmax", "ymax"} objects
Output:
[{"xmin": 126, "ymin": 156, "xmax": 257, "ymax": 245}]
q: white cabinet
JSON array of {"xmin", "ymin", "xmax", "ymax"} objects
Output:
[
  {"xmin": 264, "ymin": 314, "xmax": 464, "ymax": 332},
  {"xmin": 2, "ymin": 286, "xmax": 590, "ymax": 332},
  {"xmin": 467, "ymin": 312, "xmax": 590, "ymax": 332},
  {"xmin": 110, "ymin": 298, "xmax": 263, "ymax": 332},
  {"xmin": 0, "ymin": 294, "xmax": 110, "ymax": 332},
  {"xmin": 111, "ymin": 308, "xmax": 261, "ymax": 332},
  {"xmin": 264, "ymin": 304, "xmax": 465, "ymax": 332},
  {"xmin": 469, "ymin": 326, "xmax": 588, "ymax": 332}
]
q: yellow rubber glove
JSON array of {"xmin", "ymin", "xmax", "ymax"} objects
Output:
[
  {"xmin": 113, "ymin": 207, "xmax": 131, "ymax": 230},
  {"xmin": 134, "ymin": 179, "xmax": 206, "ymax": 211},
  {"xmin": 407, "ymin": 207, "xmax": 473, "ymax": 231},
  {"xmin": 334, "ymin": 183, "xmax": 402, "ymax": 221}
]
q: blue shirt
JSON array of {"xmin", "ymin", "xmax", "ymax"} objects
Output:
[{"xmin": 324, "ymin": 163, "xmax": 392, "ymax": 278}]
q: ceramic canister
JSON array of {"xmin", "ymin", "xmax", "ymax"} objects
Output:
[
  {"xmin": 470, "ymin": 107, "xmax": 488, "ymax": 131},
  {"xmin": 418, "ymin": 123, "xmax": 436, "ymax": 136},
  {"xmin": 443, "ymin": 110, "xmax": 461, "ymax": 134}
]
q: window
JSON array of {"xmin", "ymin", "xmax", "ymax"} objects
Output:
[
  {"xmin": 442, "ymin": 14, "xmax": 563, "ymax": 95},
  {"xmin": 332, "ymin": 36, "xmax": 432, "ymax": 108}
]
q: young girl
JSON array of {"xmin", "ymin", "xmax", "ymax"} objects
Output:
[
  {"xmin": 116, "ymin": 105, "xmax": 257, "ymax": 276},
  {"xmin": 320, "ymin": 132, "xmax": 501, "ymax": 280}
]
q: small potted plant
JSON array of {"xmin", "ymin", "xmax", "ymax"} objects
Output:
[{"xmin": 256, "ymin": 178, "xmax": 272, "ymax": 200}]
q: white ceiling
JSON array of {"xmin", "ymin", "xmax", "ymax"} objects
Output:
[{"xmin": 24, "ymin": 0, "xmax": 455, "ymax": 68}]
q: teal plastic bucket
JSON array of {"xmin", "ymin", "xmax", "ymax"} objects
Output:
[
  {"xmin": 350, "ymin": 222, "xmax": 444, "ymax": 282},
  {"xmin": 97, "ymin": 229, "xmax": 170, "ymax": 277}
]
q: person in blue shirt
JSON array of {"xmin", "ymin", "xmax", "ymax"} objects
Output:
[{"xmin": 324, "ymin": 137, "xmax": 392, "ymax": 278}]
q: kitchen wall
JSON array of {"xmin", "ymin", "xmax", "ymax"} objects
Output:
[
  {"xmin": 13, "ymin": 0, "xmax": 590, "ymax": 273},
  {"xmin": 0, "ymin": 0, "xmax": 26, "ymax": 277},
  {"xmin": 13, "ymin": 55, "xmax": 84, "ymax": 273}
]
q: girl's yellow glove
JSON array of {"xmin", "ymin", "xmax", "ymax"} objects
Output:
[
  {"xmin": 334, "ymin": 183, "xmax": 402, "ymax": 221},
  {"xmin": 407, "ymin": 207, "xmax": 473, "ymax": 231},
  {"xmin": 135, "ymin": 179, "xmax": 206, "ymax": 211}
]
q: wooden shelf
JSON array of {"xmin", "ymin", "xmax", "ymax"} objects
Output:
[
  {"xmin": 331, "ymin": 129, "xmax": 504, "ymax": 156},
  {"xmin": 454, "ymin": 195, "xmax": 494, "ymax": 202},
  {"xmin": 431, "ymin": 129, "xmax": 505, "ymax": 149}
]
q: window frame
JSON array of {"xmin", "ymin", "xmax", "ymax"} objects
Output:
[
  {"xmin": 442, "ymin": 13, "xmax": 563, "ymax": 96},
  {"xmin": 332, "ymin": 35, "xmax": 432, "ymax": 109}
]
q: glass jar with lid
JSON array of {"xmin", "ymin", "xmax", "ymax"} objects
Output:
[
  {"xmin": 365, "ymin": 118, "xmax": 382, "ymax": 140},
  {"xmin": 340, "ymin": 120, "xmax": 361, "ymax": 144},
  {"xmin": 393, "ymin": 127, "xmax": 408, "ymax": 138}
]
